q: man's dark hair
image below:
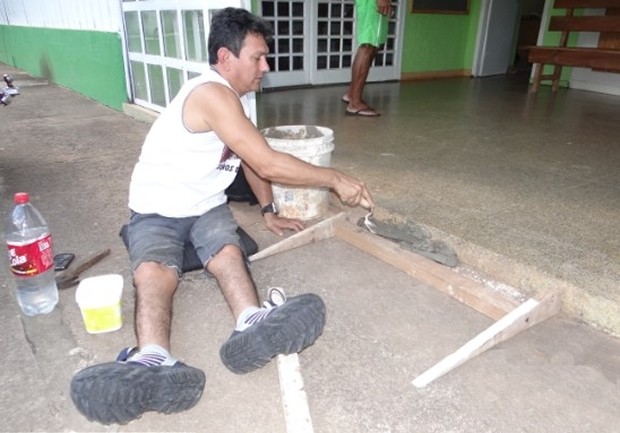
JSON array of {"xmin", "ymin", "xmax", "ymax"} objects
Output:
[{"xmin": 208, "ymin": 7, "xmax": 273, "ymax": 65}]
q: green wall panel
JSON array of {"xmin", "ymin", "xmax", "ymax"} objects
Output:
[
  {"xmin": 401, "ymin": 0, "xmax": 481, "ymax": 74},
  {"xmin": 0, "ymin": 25, "xmax": 128, "ymax": 110}
]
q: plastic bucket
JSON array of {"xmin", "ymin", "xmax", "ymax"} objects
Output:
[
  {"xmin": 262, "ymin": 125, "xmax": 335, "ymax": 220},
  {"xmin": 75, "ymin": 274, "xmax": 123, "ymax": 334}
]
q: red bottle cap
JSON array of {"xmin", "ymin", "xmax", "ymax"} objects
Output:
[{"xmin": 14, "ymin": 192, "xmax": 30, "ymax": 204}]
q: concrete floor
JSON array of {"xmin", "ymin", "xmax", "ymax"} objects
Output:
[
  {"xmin": 256, "ymin": 74, "xmax": 620, "ymax": 336},
  {"xmin": 1, "ymin": 63, "xmax": 619, "ymax": 432}
]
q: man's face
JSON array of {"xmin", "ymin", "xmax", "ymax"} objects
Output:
[{"xmin": 229, "ymin": 32, "xmax": 270, "ymax": 95}]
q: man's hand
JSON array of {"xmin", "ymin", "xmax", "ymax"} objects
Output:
[
  {"xmin": 264, "ymin": 213, "xmax": 305, "ymax": 237},
  {"xmin": 333, "ymin": 172, "xmax": 375, "ymax": 210}
]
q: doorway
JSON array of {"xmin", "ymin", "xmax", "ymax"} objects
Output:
[
  {"xmin": 259, "ymin": 0, "xmax": 403, "ymax": 89},
  {"xmin": 472, "ymin": 0, "xmax": 545, "ymax": 77}
]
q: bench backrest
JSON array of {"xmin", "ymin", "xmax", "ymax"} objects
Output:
[
  {"xmin": 549, "ymin": 16, "xmax": 620, "ymax": 33},
  {"xmin": 550, "ymin": 0, "xmax": 620, "ymax": 49},
  {"xmin": 555, "ymin": 0, "xmax": 620, "ymax": 7}
]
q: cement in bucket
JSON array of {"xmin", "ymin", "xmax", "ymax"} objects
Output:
[{"xmin": 262, "ymin": 125, "xmax": 335, "ymax": 220}]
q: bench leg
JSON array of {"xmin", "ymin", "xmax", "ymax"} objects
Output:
[
  {"xmin": 551, "ymin": 65, "xmax": 563, "ymax": 92},
  {"xmin": 530, "ymin": 63, "xmax": 543, "ymax": 93}
]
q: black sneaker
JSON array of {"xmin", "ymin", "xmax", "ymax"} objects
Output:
[
  {"xmin": 70, "ymin": 348, "xmax": 206, "ymax": 425},
  {"xmin": 220, "ymin": 288, "xmax": 326, "ymax": 374}
]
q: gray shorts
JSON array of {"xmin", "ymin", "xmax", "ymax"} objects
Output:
[{"xmin": 127, "ymin": 204, "xmax": 242, "ymax": 277}]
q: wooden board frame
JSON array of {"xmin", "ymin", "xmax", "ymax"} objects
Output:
[{"xmin": 249, "ymin": 207, "xmax": 560, "ymax": 431}]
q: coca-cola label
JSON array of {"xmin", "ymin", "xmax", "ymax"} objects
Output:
[{"xmin": 7, "ymin": 233, "xmax": 54, "ymax": 276}]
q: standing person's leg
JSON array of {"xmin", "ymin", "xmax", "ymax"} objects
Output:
[
  {"xmin": 345, "ymin": 44, "xmax": 379, "ymax": 114},
  {"xmin": 70, "ymin": 213, "xmax": 206, "ymax": 426},
  {"xmin": 343, "ymin": 0, "xmax": 385, "ymax": 116}
]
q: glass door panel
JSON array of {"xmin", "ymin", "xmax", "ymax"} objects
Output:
[
  {"xmin": 260, "ymin": 0, "xmax": 402, "ymax": 89},
  {"xmin": 260, "ymin": 0, "xmax": 308, "ymax": 88},
  {"xmin": 161, "ymin": 10, "xmax": 182, "ymax": 59},
  {"xmin": 122, "ymin": 0, "xmax": 245, "ymax": 112},
  {"xmin": 183, "ymin": 10, "xmax": 207, "ymax": 62}
]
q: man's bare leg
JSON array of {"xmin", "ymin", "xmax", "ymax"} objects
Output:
[
  {"xmin": 206, "ymin": 244, "xmax": 260, "ymax": 322},
  {"xmin": 70, "ymin": 261, "xmax": 206, "ymax": 426},
  {"xmin": 131, "ymin": 245, "xmax": 258, "ymax": 352},
  {"xmin": 133, "ymin": 261, "xmax": 179, "ymax": 351},
  {"xmin": 212, "ymin": 245, "xmax": 326, "ymax": 375}
]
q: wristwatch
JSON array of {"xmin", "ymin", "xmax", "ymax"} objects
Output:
[{"xmin": 260, "ymin": 202, "xmax": 278, "ymax": 216}]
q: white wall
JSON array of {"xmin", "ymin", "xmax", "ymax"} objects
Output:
[
  {"xmin": 569, "ymin": 8, "xmax": 620, "ymax": 96},
  {"xmin": 0, "ymin": 0, "xmax": 122, "ymax": 32}
]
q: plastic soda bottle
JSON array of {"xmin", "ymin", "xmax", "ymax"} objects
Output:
[{"xmin": 5, "ymin": 192, "xmax": 59, "ymax": 315}]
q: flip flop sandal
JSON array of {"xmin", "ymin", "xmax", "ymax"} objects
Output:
[{"xmin": 345, "ymin": 107, "xmax": 380, "ymax": 117}]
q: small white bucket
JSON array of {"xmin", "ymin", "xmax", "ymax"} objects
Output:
[
  {"xmin": 262, "ymin": 125, "xmax": 335, "ymax": 220},
  {"xmin": 75, "ymin": 274, "xmax": 123, "ymax": 334}
]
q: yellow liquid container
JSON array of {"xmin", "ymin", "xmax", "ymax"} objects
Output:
[{"xmin": 75, "ymin": 274, "xmax": 123, "ymax": 334}]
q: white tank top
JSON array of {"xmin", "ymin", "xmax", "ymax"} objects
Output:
[{"xmin": 128, "ymin": 69, "xmax": 249, "ymax": 217}]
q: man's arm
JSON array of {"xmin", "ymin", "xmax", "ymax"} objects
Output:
[{"xmin": 184, "ymin": 82, "xmax": 374, "ymax": 210}]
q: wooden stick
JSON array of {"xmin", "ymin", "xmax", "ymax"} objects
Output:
[
  {"xmin": 56, "ymin": 248, "xmax": 111, "ymax": 289},
  {"xmin": 412, "ymin": 292, "xmax": 561, "ymax": 387},
  {"xmin": 277, "ymin": 354, "xmax": 315, "ymax": 433},
  {"xmin": 250, "ymin": 213, "xmax": 342, "ymax": 432},
  {"xmin": 249, "ymin": 212, "xmax": 344, "ymax": 262},
  {"xmin": 333, "ymin": 219, "xmax": 520, "ymax": 320}
]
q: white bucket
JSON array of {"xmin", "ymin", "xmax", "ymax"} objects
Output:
[
  {"xmin": 262, "ymin": 125, "xmax": 335, "ymax": 220},
  {"xmin": 75, "ymin": 274, "xmax": 123, "ymax": 334}
]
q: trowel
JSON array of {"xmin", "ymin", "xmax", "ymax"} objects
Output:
[{"xmin": 56, "ymin": 249, "xmax": 111, "ymax": 289}]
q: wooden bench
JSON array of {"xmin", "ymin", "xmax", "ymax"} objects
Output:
[{"xmin": 527, "ymin": 0, "xmax": 620, "ymax": 92}]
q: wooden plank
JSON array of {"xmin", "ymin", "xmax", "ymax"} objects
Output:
[
  {"xmin": 412, "ymin": 292, "xmax": 561, "ymax": 387},
  {"xmin": 549, "ymin": 15, "xmax": 620, "ymax": 33},
  {"xmin": 401, "ymin": 69, "xmax": 471, "ymax": 81},
  {"xmin": 528, "ymin": 47, "xmax": 620, "ymax": 71},
  {"xmin": 333, "ymin": 218, "xmax": 520, "ymax": 320},
  {"xmin": 252, "ymin": 207, "xmax": 562, "ymax": 388},
  {"xmin": 599, "ymin": 8, "xmax": 620, "ymax": 50},
  {"xmin": 555, "ymin": 0, "xmax": 620, "ymax": 8},
  {"xmin": 249, "ymin": 212, "xmax": 344, "ymax": 262},
  {"xmin": 277, "ymin": 354, "xmax": 315, "ymax": 433}
]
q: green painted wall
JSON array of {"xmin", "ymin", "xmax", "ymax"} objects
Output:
[
  {"xmin": 0, "ymin": 25, "xmax": 128, "ymax": 110},
  {"xmin": 401, "ymin": 0, "xmax": 482, "ymax": 74},
  {"xmin": 0, "ymin": 0, "xmax": 530, "ymax": 108},
  {"xmin": 254, "ymin": 0, "xmax": 483, "ymax": 76},
  {"xmin": 248, "ymin": 0, "xmax": 574, "ymax": 86}
]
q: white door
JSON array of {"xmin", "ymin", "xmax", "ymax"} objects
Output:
[
  {"xmin": 473, "ymin": 0, "xmax": 520, "ymax": 77},
  {"xmin": 260, "ymin": 0, "xmax": 403, "ymax": 89},
  {"xmin": 121, "ymin": 0, "xmax": 249, "ymax": 112}
]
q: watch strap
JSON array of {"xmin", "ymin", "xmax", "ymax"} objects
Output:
[{"xmin": 260, "ymin": 202, "xmax": 278, "ymax": 216}]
